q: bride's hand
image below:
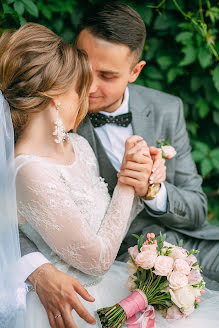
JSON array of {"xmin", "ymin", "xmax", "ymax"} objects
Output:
[
  {"xmin": 28, "ymin": 263, "xmax": 96, "ymax": 328},
  {"xmin": 117, "ymin": 135, "xmax": 153, "ymax": 197}
]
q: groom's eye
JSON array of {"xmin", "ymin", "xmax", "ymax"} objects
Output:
[{"xmin": 101, "ymin": 74, "xmax": 115, "ymax": 80}]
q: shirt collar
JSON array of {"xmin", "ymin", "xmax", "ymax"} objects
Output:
[{"xmin": 99, "ymin": 87, "xmax": 129, "ymax": 117}]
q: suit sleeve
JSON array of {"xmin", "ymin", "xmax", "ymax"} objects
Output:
[{"xmin": 144, "ymin": 98, "xmax": 207, "ymax": 229}]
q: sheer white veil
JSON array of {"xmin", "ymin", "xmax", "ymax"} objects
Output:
[{"xmin": 0, "ymin": 91, "xmax": 26, "ymax": 327}]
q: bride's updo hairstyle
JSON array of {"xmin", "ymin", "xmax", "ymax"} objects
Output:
[{"xmin": 0, "ymin": 23, "xmax": 92, "ymax": 139}]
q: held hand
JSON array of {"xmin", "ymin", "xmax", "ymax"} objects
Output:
[
  {"xmin": 149, "ymin": 147, "xmax": 166, "ymax": 184},
  {"xmin": 118, "ymin": 136, "xmax": 153, "ymax": 197},
  {"xmin": 28, "ymin": 264, "xmax": 96, "ymax": 328}
]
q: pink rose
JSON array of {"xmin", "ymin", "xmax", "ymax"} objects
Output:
[
  {"xmin": 128, "ymin": 245, "xmax": 139, "ymax": 261},
  {"xmin": 153, "ymin": 255, "xmax": 174, "ymax": 276},
  {"xmin": 168, "ymin": 271, "xmax": 188, "ymax": 289},
  {"xmin": 188, "ymin": 269, "xmax": 202, "ymax": 285},
  {"xmin": 161, "ymin": 145, "xmax": 176, "ymax": 159},
  {"xmin": 166, "ymin": 305, "xmax": 184, "ymax": 319},
  {"xmin": 173, "ymin": 259, "xmax": 191, "ymax": 275},
  {"xmin": 169, "ymin": 246, "xmax": 187, "ymax": 261},
  {"xmin": 135, "ymin": 249, "xmax": 157, "ymax": 270},
  {"xmin": 186, "ymin": 254, "xmax": 198, "ymax": 268},
  {"xmin": 126, "ymin": 276, "xmax": 136, "ymax": 292}
]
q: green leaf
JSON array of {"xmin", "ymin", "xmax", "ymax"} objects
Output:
[
  {"xmin": 196, "ymin": 98, "xmax": 209, "ymax": 118},
  {"xmin": 212, "ymin": 65, "xmax": 219, "ymax": 92},
  {"xmin": 176, "ymin": 31, "xmax": 193, "ymax": 45},
  {"xmin": 145, "ymin": 66, "xmax": 163, "ymax": 80},
  {"xmin": 140, "ymin": 7, "xmax": 153, "ymax": 25},
  {"xmin": 19, "ymin": 16, "xmax": 26, "ymax": 25},
  {"xmin": 200, "ymin": 158, "xmax": 213, "ymax": 177},
  {"xmin": 154, "ymin": 14, "xmax": 172, "ymax": 31},
  {"xmin": 212, "ymin": 95, "xmax": 219, "ymax": 110},
  {"xmin": 210, "ymin": 148, "xmax": 219, "ymax": 170},
  {"xmin": 3, "ymin": 3, "xmax": 14, "ymax": 14},
  {"xmin": 178, "ymin": 239, "xmax": 183, "ymax": 247},
  {"xmin": 192, "ymin": 150, "xmax": 205, "ymax": 162},
  {"xmin": 179, "ymin": 45, "xmax": 197, "ymax": 66},
  {"xmin": 167, "ymin": 67, "xmax": 183, "ymax": 83},
  {"xmin": 193, "ymin": 141, "xmax": 209, "ymax": 155},
  {"xmin": 21, "ymin": 0, "xmax": 38, "ymax": 17},
  {"xmin": 157, "ymin": 56, "xmax": 172, "ymax": 70},
  {"xmin": 14, "ymin": 0, "xmax": 24, "ymax": 16},
  {"xmin": 145, "ymin": 79, "xmax": 163, "ymax": 91},
  {"xmin": 190, "ymin": 76, "xmax": 202, "ymax": 92},
  {"xmin": 213, "ymin": 111, "xmax": 219, "ymax": 126},
  {"xmin": 198, "ymin": 47, "xmax": 212, "ymax": 69}
]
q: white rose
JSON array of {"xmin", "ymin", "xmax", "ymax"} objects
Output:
[
  {"xmin": 141, "ymin": 243, "xmax": 157, "ymax": 253},
  {"xmin": 168, "ymin": 271, "xmax": 188, "ymax": 289},
  {"xmin": 183, "ymin": 305, "xmax": 195, "ymax": 316},
  {"xmin": 153, "ymin": 255, "xmax": 174, "ymax": 276},
  {"xmin": 169, "ymin": 246, "xmax": 187, "ymax": 261},
  {"xmin": 170, "ymin": 285, "xmax": 195, "ymax": 310},
  {"xmin": 135, "ymin": 249, "xmax": 157, "ymax": 270},
  {"xmin": 162, "ymin": 145, "xmax": 176, "ymax": 159},
  {"xmin": 126, "ymin": 276, "xmax": 137, "ymax": 292},
  {"xmin": 127, "ymin": 259, "xmax": 137, "ymax": 277},
  {"xmin": 173, "ymin": 259, "xmax": 191, "ymax": 275}
]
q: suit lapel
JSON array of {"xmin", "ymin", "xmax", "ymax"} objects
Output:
[{"xmin": 128, "ymin": 85, "xmax": 155, "ymax": 147}]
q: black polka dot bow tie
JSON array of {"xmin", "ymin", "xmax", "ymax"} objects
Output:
[{"xmin": 89, "ymin": 112, "xmax": 132, "ymax": 128}]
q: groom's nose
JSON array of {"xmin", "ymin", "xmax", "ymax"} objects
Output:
[{"xmin": 89, "ymin": 75, "xmax": 98, "ymax": 95}]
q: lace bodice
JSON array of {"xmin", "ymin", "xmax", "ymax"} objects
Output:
[{"xmin": 15, "ymin": 134, "xmax": 143, "ymax": 281}]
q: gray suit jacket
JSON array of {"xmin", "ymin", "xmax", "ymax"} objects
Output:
[{"xmin": 20, "ymin": 84, "xmax": 219, "ymax": 257}]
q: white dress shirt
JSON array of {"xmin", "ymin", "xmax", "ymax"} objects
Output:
[{"xmin": 22, "ymin": 87, "xmax": 167, "ymax": 277}]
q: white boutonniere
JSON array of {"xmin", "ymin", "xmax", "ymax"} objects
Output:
[{"xmin": 157, "ymin": 139, "xmax": 176, "ymax": 159}]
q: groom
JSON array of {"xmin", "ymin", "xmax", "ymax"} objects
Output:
[{"xmin": 20, "ymin": 2, "xmax": 219, "ymax": 328}]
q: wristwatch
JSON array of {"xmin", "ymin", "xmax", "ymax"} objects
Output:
[{"xmin": 143, "ymin": 183, "xmax": 161, "ymax": 200}]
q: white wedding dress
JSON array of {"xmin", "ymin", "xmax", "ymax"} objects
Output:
[{"xmin": 15, "ymin": 133, "xmax": 219, "ymax": 328}]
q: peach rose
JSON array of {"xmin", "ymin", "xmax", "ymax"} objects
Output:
[
  {"xmin": 188, "ymin": 269, "xmax": 202, "ymax": 285},
  {"xmin": 170, "ymin": 286, "xmax": 195, "ymax": 310},
  {"xmin": 168, "ymin": 246, "xmax": 187, "ymax": 261},
  {"xmin": 168, "ymin": 271, "xmax": 188, "ymax": 289},
  {"xmin": 126, "ymin": 276, "xmax": 137, "ymax": 292},
  {"xmin": 141, "ymin": 243, "xmax": 157, "ymax": 253},
  {"xmin": 135, "ymin": 249, "xmax": 157, "ymax": 270},
  {"xmin": 166, "ymin": 305, "xmax": 184, "ymax": 319},
  {"xmin": 153, "ymin": 255, "xmax": 174, "ymax": 276},
  {"xmin": 173, "ymin": 259, "xmax": 191, "ymax": 275},
  {"xmin": 128, "ymin": 245, "xmax": 139, "ymax": 261},
  {"xmin": 162, "ymin": 145, "xmax": 176, "ymax": 159}
]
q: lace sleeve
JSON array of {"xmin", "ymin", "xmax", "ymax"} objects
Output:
[{"xmin": 16, "ymin": 161, "xmax": 134, "ymax": 276}]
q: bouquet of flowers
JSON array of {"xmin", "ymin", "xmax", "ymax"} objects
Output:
[{"xmin": 97, "ymin": 233, "xmax": 205, "ymax": 327}]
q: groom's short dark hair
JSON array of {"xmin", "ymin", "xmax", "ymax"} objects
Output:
[{"xmin": 78, "ymin": 2, "xmax": 146, "ymax": 61}]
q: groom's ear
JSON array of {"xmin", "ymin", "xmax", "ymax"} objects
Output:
[{"xmin": 128, "ymin": 60, "xmax": 146, "ymax": 83}]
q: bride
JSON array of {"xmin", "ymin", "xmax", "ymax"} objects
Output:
[
  {"xmin": 0, "ymin": 23, "xmax": 219, "ymax": 328},
  {"xmin": 0, "ymin": 22, "xmax": 146, "ymax": 328}
]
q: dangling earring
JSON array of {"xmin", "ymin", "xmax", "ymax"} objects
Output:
[{"xmin": 53, "ymin": 102, "xmax": 67, "ymax": 143}]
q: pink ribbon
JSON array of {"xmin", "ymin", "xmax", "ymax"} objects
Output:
[{"xmin": 118, "ymin": 289, "xmax": 156, "ymax": 328}]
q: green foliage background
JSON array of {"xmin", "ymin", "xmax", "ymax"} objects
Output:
[{"xmin": 1, "ymin": 0, "xmax": 219, "ymax": 224}]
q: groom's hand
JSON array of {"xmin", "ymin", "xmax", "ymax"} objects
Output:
[
  {"xmin": 118, "ymin": 136, "xmax": 153, "ymax": 197},
  {"xmin": 149, "ymin": 147, "xmax": 166, "ymax": 184},
  {"xmin": 28, "ymin": 264, "xmax": 96, "ymax": 328}
]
